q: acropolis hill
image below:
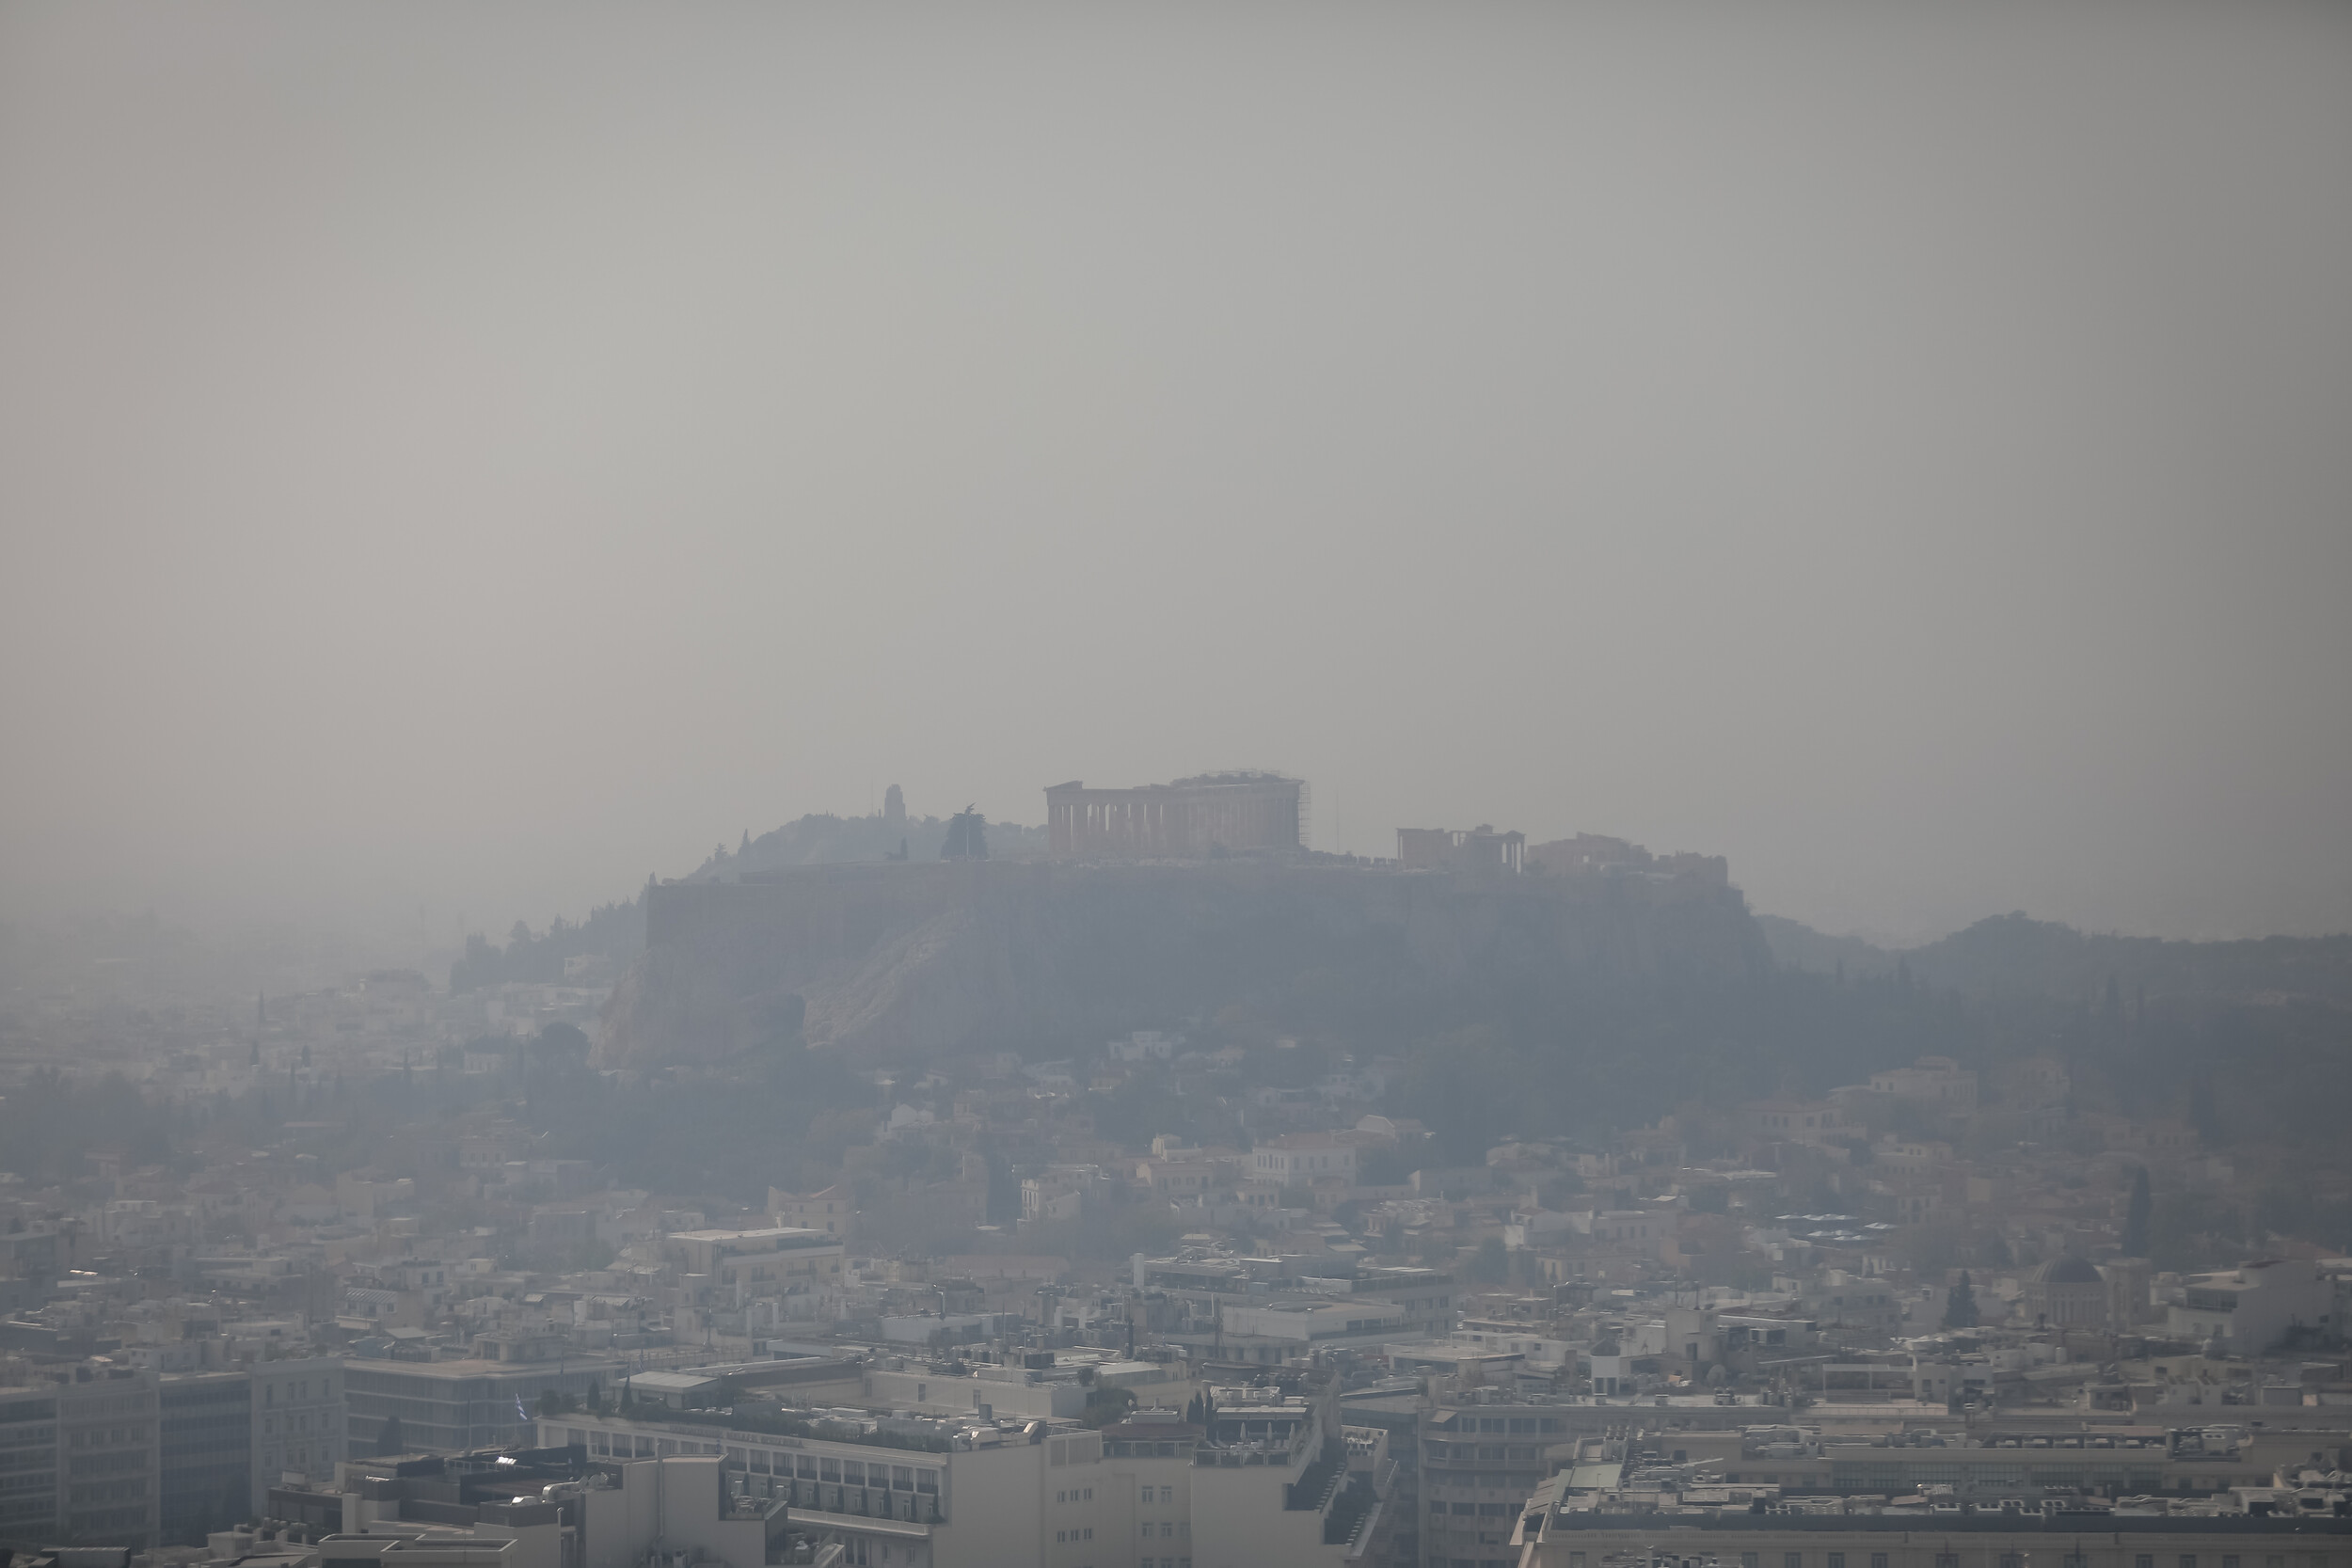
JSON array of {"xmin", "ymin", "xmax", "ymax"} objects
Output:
[{"xmin": 596, "ymin": 855, "xmax": 1769, "ymax": 1069}]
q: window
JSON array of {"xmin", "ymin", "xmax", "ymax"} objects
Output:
[
  {"xmin": 2002, "ymin": 1556, "xmax": 2024, "ymax": 1568},
  {"xmin": 1829, "ymin": 1555, "xmax": 1845, "ymax": 1568},
  {"xmin": 1744, "ymin": 1556, "xmax": 1759, "ymax": 1568},
  {"xmin": 2182, "ymin": 1557, "xmax": 2198, "ymax": 1568},
  {"xmin": 1873, "ymin": 1556, "xmax": 1888, "ymax": 1568},
  {"xmin": 1788, "ymin": 1555, "xmax": 1803, "ymax": 1568},
  {"xmin": 2137, "ymin": 1556, "xmax": 2155, "ymax": 1568}
]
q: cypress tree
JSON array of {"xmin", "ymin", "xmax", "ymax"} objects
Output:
[
  {"xmin": 1944, "ymin": 1271, "xmax": 1979, "ymax": 1329},
  {"xmin": 2122, "ymin": 1166, "xmax": 2152, "ymax": 1257}
]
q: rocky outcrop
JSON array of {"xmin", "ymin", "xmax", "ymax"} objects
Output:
[{"xmin": 597, "ymin": 859, "xmax": 1772, "ymax": 1069}]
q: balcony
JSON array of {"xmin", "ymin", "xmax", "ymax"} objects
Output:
[{"xmin": 783, "ymin": 1503, "xmax": 933, "ymax": 1544}]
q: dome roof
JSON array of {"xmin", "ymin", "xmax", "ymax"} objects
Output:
[{"xmin": 2035, "ymin": 1256, "xmax": 2104, "ymax": 1285}]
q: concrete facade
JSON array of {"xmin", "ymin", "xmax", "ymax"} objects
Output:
[
  {"xmin": 58, "ymin": 1365, "xmax": 161, "ymax": 1546},
  {"xmin": 160, "ymin": 1370, "xmax": 250, "ymax": 1544}
]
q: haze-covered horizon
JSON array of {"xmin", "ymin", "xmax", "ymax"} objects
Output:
[{"xmin": 4, "ymin": 2, "xmax": 2347, "ymax": 952}]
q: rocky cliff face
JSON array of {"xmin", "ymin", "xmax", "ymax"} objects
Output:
[{"xmin": 597, "ymin": 860, "xmax": 1772, "ymax": 1068}]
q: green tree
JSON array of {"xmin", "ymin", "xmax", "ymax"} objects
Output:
[
  {"xmin": 1943, "ymin": 1271, "xmax": 1979, "ymax": 1329},
  {"xmin": 1078, "ymin": 1386, "xmax": 1136, "ymax": 1429},
  {"xmin": 2122, "ymin": 1166, "xmax": 2152, "ymax": 1257}
]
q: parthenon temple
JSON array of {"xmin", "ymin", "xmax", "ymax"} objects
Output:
[{"xmin": 1043, "ymin": 772, "xmax": 1305, "ymax": 859}]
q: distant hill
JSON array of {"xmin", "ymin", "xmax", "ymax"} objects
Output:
[
  {"xmin": 682, "ymin": 810, "xmax": 1051, "ymax": 881},
  {"xmin": 1754, "ymin": 915, "xmax": 1898, "ymax": 980},
  {"xmin": 602, "ymin": 859, "xmax": 1773, "ymax": 1068},
  {"xmin": 451, "ymin": 804, "xmax": 1050, "ymax": 990},
  {"xmin": 1759, "ymin": 910, "xmax": 2352, "ymax": 1003}
]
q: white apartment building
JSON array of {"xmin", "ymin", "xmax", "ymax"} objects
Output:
[
  {"xmin": 1867, "ymin": 1055, "xmax": 1979, "ymax": 1113},
  {"xmin": 252, "ymin": 1354, "xmax": 345, "ymax": 1512},
  {"xmin": 0, "ymin": 1383, "xmax": 62, "ymax": 1543},
  {"xmin": 2167, "ymin": 1258, "xmax": 2335, "ymax": 1353},
  {"xmin": 59, "ymin": 1364, "xmax": 161, "ymax": 1546},
  {"xmin": 1250, "ymin": 1135, "xmax": 1357, "ymax": 1186},
  {"xmin": 541, "ymin": 1380, "xmax": 1382, "ymax": 1568}
]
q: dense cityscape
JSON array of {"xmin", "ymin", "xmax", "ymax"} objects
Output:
[
  {"xmin": 4, "ymin": 775, "xmax": 2350, "ymax": 1568},
  {"xmin": 5, "ymin": 7, "xmax": 2345, "ymax": 1568}
]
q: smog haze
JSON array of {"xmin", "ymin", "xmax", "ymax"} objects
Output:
[{"xmin": 3, "ymin": 1, "xmax": 2347, "ymax": 949}]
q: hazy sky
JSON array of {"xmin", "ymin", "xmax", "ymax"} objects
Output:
[{"xmin": 3, "ymin": 1, "xmax": 2347, "ymax": 950}]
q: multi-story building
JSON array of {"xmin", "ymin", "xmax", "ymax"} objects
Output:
[
  {"xmin": 1140, "ymin": 1257, "xmax": 1455, "ymax": 1368},
  {"xmin": 159, "ymin": 1369, "xmax": 252, "ymax": 1544},
  {"xmin": 769, "ymin": 1185, "xmax": 857, "ymax": 1243},
  {"xmin": 0, "ymin": 1385, "xmax": 60, "ymax": 1542},
  {"xmin": 662, "ymin": 1227, "xmax": 845, "ymax": 1289},
  {"xmin": 251, "ymin": 1355, "xmax": 345, "ymax": 1509},
  {"xmin": 345, "ymin": 1358, "xmax": 620, "ymax": 1458},
  {"xmin": 58, "ymin": 1364, "xmax": 161, "ymax": 1545},
  {"xmin": 2166, "ymin": 1259, "xmax": 2335, "ymax": 1354},
  {"xmin": 1214, "ymin": 1299, "xmax": 1421, "ymax": 1366},
  {"xmin": 1867, "ymin": 1056, "xmax": 1979, "ymax": 1115},
  {"xmin": 541, "ymin": 1406, "xmax": 1057, "ymax": 1568},
  {"xmin": 541, "ymin": 1377, "xmax": 1389, "ymax": 1568},
  {"xmin": 1189, "ymin": 1388, "xmax": 1382, "ymax": 1568},
  {"xmin": 1416, "ymin": 1401, "xmax": 1573, "ymax": 1568},
  {"xmin": 1251, "ymin": 1134, "xmax": 1359, "ymax": 1187},
  {"xmin": 305, "ymin": 1448, "xmax": 785, "ymax": 1568},
  {"xmin": 1098, "ymin": 1409, "xmax": 1201, "ymax": 1568}
]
